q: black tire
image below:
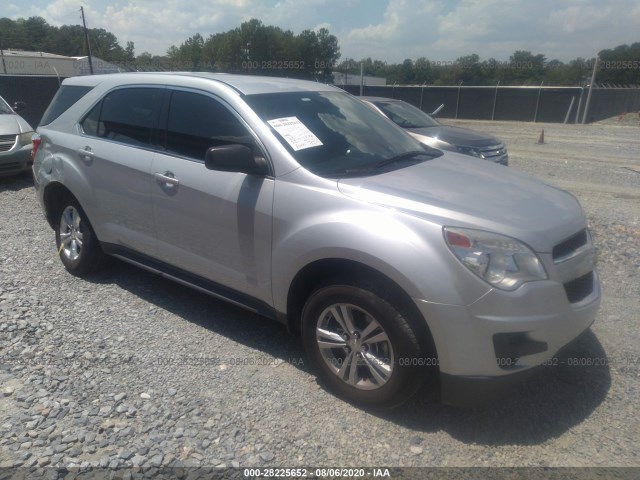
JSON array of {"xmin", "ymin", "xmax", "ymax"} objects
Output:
[
  {"xmin": 54, "ymin": 197, "xmax": 106, "ymax": 276},
  {"xmin": 302, "ymin": 280, "xmax": 429, "ymax": 408}
]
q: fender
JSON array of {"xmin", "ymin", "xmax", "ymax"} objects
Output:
[
  {"xmin": 36, "ymin": 133, "xmax": 100, "ymax": 233},
  {"xmin": 270, "ymin": 183, "xmax": 491, "ymax": 313}
]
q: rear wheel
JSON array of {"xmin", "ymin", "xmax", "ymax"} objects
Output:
[
  {"xmin": 302, "ymin": 281, "xmax": 428, "ymax": 408},
  {"xmin": 54, "ymin": 198, "xmax": 106, "ymax": 275}
]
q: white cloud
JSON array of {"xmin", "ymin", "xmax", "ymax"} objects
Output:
[
  {"xmin": 9, "ymin": 0, "xmax": 640, "ymax": 62},
  {"xmin": 343, "ymin": 0, "xmax": 448, "ymax": 60}
]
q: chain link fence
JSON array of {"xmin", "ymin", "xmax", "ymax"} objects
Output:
[
  {"xmin": 2, "ymin": 74, "xmax": 640, "ymax": 127},
  {"xmin": 0, "ymin": 75, "xmax": 63, "ymax": 127},
  {"xmin": 339, "ymin": 84, "xmax": 640, "ymax": 123}
]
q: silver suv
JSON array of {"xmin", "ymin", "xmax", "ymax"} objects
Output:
[{"xmin": 33, "ymin": 73, "xmax": 600, "ymax": 408}]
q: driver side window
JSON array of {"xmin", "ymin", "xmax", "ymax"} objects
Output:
[{"xmin": 163, "ymin": 90, "xmax": 257, "ymax": 161}]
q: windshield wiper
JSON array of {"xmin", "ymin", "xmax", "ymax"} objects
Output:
[
  {"xmin": 374, "ymin": 150, "xmax": 434, "ymax": 169},
  {"xmin": 319, "ymin": 149, "xmax": 441, "ymax": 178}
]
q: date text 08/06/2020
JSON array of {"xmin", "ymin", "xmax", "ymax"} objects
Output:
[{"xmin": 243, "ymin": 468, "xmax": 391, "ymax": 478}]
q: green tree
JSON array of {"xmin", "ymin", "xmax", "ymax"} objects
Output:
[
  {"xmin": 124, "ymin": 41, "xmax": 135, "ymax": 63},
  {"xmin": 413, "ymin": 57, "xmax": 433, "ymax": 84},
  {"xmin": 397, "ymin": 58, "xmax": 415, "ymax": 84},
  {"xmin": 24, "ymin": 16, "xmax": 51, "ymax": 51},
  {"xmin": 90, "ymin": 28, "xmax": 127, "ymax": 62},
  {"xmin": 453, "ymin": 54, "xmax": 486, "ymax": 84},
  {"xmin": 598, "ymin": 43, "xmax": 640, "ymax": 85},
  {"xmin": 0, "ymin": 17, "xmax": 28, "ymax": 49},
  {"xmin": 504, "ymin": 50, "xmax": 546, "ymax": 84}
]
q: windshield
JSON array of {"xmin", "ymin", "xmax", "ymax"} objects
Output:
[
  {"xmin": 371, "ymin": 100, "xmax": 440, "ymax": 129},
  {"xmin": 0, "ymin": 97, "xmax": 13, "ymax": 114},
  {"xmin": 245, "ymin": 91, "xmax": 442, "ymax": 178}
]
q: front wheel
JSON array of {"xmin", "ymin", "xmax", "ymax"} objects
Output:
[
  {"xmin": 302, "ymin": 282, "xmax": 428, "ymax": 408},
  {"xmin": 54, "ymin": 198, "xmax": 106, "ymax": 275}
]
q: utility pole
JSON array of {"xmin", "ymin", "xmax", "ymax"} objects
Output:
[
  {"xmin": 0, "ymin": 34, "xmax": 7, "ymax": 74},
  {"xmin": 80, "ymin": 6, "xmax": 94, "ymax": 74},
  {"xmin": 0, "ymin": 48, "xmax": 6, "ymax": 75},
  {"xmin": 581, "ymin": 55, "xmax": 599, "ymax": 124}
]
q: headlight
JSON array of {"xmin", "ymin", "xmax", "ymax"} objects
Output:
[
  {"xmin": 456, "ymin": 146, "xmax": 483, "ymax": 158},
  {"xmin": 19, "ymin": 131, "xmax": 34, "ymax": 147},
  {"xmin": 444, "ymin": 227, "xmax": 548, "ymax": 291}
]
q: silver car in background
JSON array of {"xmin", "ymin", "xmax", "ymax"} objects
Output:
[
  {"xmin": 361, "ymin": 96, "xmax": 509, "ymax": 165},
  {"xmin": 0, "ymin": 95, "xmax": 34, "ymax": 176},
  {"xmin": 32, "ymin": 73, "xmax": 599, "ymax": 408}
]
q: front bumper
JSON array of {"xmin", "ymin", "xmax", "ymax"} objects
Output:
[
  {"xmin": 0, "ymin": 144, "xmax": 32, "ymax": 176},
  {"xmin": 414, "ymin": 268, "xmax": 600, "ymax": 405},
  {"xmin": 491, "ymin": 153, "xmax": 508, "ymax": 166},
  {"xmin": 439, "ymin": 327, "xmax": 592, "ymax": 407}
]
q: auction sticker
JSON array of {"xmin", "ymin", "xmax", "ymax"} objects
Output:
[{"xmin": 267, "ymin": 116, "xmax": 323, "ymax": 151}]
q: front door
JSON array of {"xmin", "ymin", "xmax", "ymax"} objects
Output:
[{"xmin": 150, "ymin": 89, "xmax": 274, "ymax": 304}]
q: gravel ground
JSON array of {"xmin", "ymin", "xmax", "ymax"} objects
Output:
[{"xmin": 1, "ymin": 119, "xmax": 639, "ymax": 474}]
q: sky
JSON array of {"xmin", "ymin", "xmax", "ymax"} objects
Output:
[{"xmin": 6, "ymin": 0, "xmax": 640, "ymax": 63}]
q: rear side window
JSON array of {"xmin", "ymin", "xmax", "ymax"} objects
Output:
[
  {"xmin": 164, "ymin": 90, "xmax": 256, "ymax": 161},
  {"xmin": 81, "ymin": 87, "xmax": 163, "ymax": 148},
  {"xmin": 39, "ymin": 85, "xmax": 93, "ymax": 126}
]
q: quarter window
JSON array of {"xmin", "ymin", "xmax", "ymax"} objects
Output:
[
  {"xmin": 40, "ymin": 85, "xmax": 93, "ymax": 126},
  {"xmin": 164, "ymin": 90, "xmax": 255, "ymax": 161}
]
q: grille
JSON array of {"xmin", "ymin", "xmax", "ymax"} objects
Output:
[
  {"xmin": 477, "ymin": 143, "xmax": 508, "ymax": 165},
  {"xmin": 563, "ymin": 271, "xmax": 594, "ymax": 303},
  {"xmin": 0, "ymin": 134, "xmax": 17, "ymax": 152},
  {"xmin": 553, "ymin": 229, "xmax": 588, "ymax": 263}
]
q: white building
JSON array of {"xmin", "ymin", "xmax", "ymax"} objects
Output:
[
  {"xmin": 0, "ymin": 50, "xmax": 125, "ymax": 76},
  {"xmin": 332, "ymin": 71, "xmax": 386, "ymax": 86}
]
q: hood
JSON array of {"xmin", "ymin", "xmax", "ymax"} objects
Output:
[
  {"xmin": 337, "ymin": 153, "xmax": 585, "ymax": 253},
  {"xmin": 407, "ymin": 125, "xmax": 501, "ymax": 148},
  {"xmin": 0, "ymin": 113, "xmax": 33, "ymax": 134}
]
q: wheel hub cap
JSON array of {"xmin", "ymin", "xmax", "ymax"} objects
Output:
[
  {"xmin": 59, "ymin": 206, "xmax": 83, "ymax": 262},
  {"xmin": 316, "ymin": 303, "xmax": 394, "ymax": 390}
]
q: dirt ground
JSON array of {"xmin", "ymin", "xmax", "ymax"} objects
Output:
[{"xmin": 447, "ymin": 116, "xmax": 640, "ymax": 200}]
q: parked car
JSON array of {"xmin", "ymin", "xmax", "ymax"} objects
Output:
[
  {"xmin": 0, "ymin": 95, "xmax": 34, "ymax": 176},
  {"xmin": 32, "ymin": 73, "xmax": 599, "ymax": 408},
  {"xmin": 361, "ymin": 96, "xmax": 509, "ymax": 165}
]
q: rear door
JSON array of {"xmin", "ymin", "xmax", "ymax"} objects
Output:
[
  {"xmin": 150, "ymin": 88, "xmax": 274, "ymax": 304},
  {"xmin": 78, "ymin": 86, "xmax": 164, "ymax": 256}
]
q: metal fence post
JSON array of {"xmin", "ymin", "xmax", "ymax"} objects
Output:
[
  {"xmin": 575, "ymin": 86, "xmax": 585, "ymax": 124},
  {"xmin": 491, "ymin": 81, "xmax": 500, "ymax": 120},
  {"xmin": 455, "ymin": 81, "xmax": 462, "ymax": 119},
  {"xmin": 533, "ymin": 81, "xmax": 543, "ymax": 122},
  {"xmin": 582, "ymin": 55, "xmax": 599, "ymax": 124},
  {"xmin": 564, "ymin": 96, "xmax": 576, "ymax": 124}
]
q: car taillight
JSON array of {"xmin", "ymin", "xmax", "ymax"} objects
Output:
[{"xmin": 31, "ymin": 133, "xmax": 41, "ymax": 160}]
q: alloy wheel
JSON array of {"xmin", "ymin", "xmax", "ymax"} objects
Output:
[{"xmin": 315, "ymin": 303, "xmax": 395, "ymax": 390}]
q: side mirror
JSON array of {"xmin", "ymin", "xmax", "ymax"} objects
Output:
[
  {"xmin": 204, "ymin": 144, "xmax": 269, "ymax": 176},
  {"xmin": 431, "ymin": 103, "xmax": 444, "ymax": 116},
  {"xmin": 13, "ymin": 101, "xmax": 27, "ymax": 112}
]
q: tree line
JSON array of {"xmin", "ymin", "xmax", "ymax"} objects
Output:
[
  {"xmin": 1, "ymin": 16, "xmax": 639, "ymax": 86},
  {"xmin": 345, "ymin": 45, "xmax": 640, "ymax": 86},
  {"xmin": 0, "ymin": 16, "xmax": 135, "ymax": 64},
  {"xmin": 162, "ymin": 19, "xmax": 340, "ymax": 83}
]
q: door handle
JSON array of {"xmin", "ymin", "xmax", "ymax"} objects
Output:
[
  {"xmin": 77, "ymin": 147, "xmax": 95, "ymax": 161},
  {"xmin": 154, "ymin": 172, "xmax": 180, "ymax": 186}
]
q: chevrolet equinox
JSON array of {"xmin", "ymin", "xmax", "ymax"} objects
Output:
[{"xmin": 32, "ymin": 73, "xmax": 600, "ymax": 407}]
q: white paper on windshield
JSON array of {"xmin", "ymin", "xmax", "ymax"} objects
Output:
[{"xmin": 267, "ymin": 116, "xmax": 323, "ymax": 151}]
